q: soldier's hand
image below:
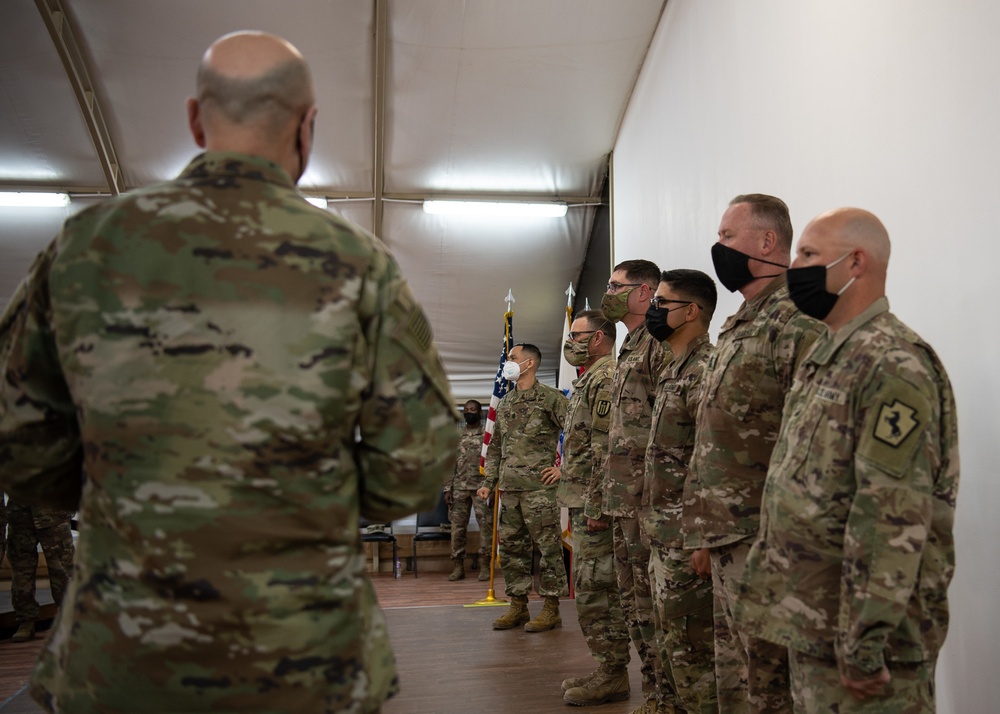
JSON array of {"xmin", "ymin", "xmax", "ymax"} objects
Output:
[
  {"xmin": 444, "ymin": 491, "xmax": 453, "ymax": 506},
  {"xmin": 840, "ymin": 667, "xmax": 891, "ymax": 701},
  {"xmin": 690, "ymin": 548, "xmax": 712, "ymax": 579},
  {"xmin": 476, "ymin": 487, "xmax": 492, "ymax": 500},
  {"xmin": 541, "ymin": 465, "xmax": 561, "ymax": 485},
  {"xmin": 586, "ymin": 517, "xmax": 609, "ymax": 532}
]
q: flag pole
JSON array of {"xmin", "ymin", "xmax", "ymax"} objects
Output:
[
  {"xmin": 558, "ymin": 283, "xmax": 576, "ymax": 599},
  {"xmin": 466, "ymin": 290, "xmax": 516, "ymax": 608}
]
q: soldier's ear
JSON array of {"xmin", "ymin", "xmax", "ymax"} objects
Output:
[
  {"xmin": 760, "ymin": 229, "xmax": 778, "ymax": 256},
  {"xmin": 187, "ymin": 98, "xmax": 207, "ymax": 148}
]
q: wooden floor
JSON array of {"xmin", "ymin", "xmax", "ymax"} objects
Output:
[{"xmin": 1, "ymin": 571, "xmax": 645, "ymax": 713}]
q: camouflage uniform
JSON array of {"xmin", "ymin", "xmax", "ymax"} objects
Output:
[
  {"xmin": 684, "ymin": 274, "xmax": 819, "ymax": 713},
  {"xmin": 483, "ymin": 380, "xmax": 568, "ymax": 598},
  {"xmin": 0, "ymin": 152, "xmax": 458, "ymax": 714},
  {"xmin": 556, "ymin": 354, "xmax": 630, "ymax": 669},
  {"xmin": 641, "ymin": 333, "xmax": 716, "ymax": 713},
  {"xmin": 5, "ymin": 499, "xmax": 75, "ymax": 624},
  {"xmin": 735, "ymin": 298, "xmax": 959, "ymax": 713},
  {"xmin": 603, "ymin": 325, "xmax": 670, "ymax": 698},
  {"xmin": 447, "ymin": 421, "xmax": 493, "ymax": 566}
]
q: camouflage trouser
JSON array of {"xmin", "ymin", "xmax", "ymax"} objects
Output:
[
  {"xmin": 612, "ymin": 515, "xmax": 659, "ymax": 696},
  {"xmin": 788, "ymin": 650, "xmax": 936, "ymax": 713},
  {"xmin": 711, "ymin": 539, "xmax": 792, "ymax": 714},
  {"xmin": 448, "ymin": 489, "xmax": 494, "ymax": 566},
  {"xmin": 569, "ymin": 509, "xmax": 630, "ymax": 668},
  {"xmin": 6, "ymin": 502, "xmax": 75, "ymax": 624},
  {"xmin": 498, "ymin": 489, "xmax": 568, "ymax": 598},
  {"xmin": 649, "ymin": 545, "xmax": 717, "ymax": 713}
]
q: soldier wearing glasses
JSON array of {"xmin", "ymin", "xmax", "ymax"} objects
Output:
[
  {"xmin": 600, "ymin": 260, "xmax": 672, "ymax": 714},
  {"xmin": 547, "ymin": 310, "xmax": 632, "ymax": 706}
]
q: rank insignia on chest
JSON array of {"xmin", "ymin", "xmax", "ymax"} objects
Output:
[
  {"xmin": 873, "ymin": 399, "xmax": 920, "ymax": 447},
  {"xmin": 595, "ymin": 399, "xmax": 611, "ymax": 418}
]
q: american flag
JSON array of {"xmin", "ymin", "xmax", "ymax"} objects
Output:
[{"xmin": 479, "ymin": 307, "xmax": 514, "ymax": 475}]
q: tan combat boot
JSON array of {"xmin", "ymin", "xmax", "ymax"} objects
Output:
[
  {"xmin": 563, "ymin": 663, "xmax": 630, "ymax": 706},
  {"xmin": 492, "ymin": 595, "xmax": 530, "ymax": 630},
  {"xmin": 11, "ymin": 622, "xmax": 36, "ymax": 643},
  {"xmin": 523, "ymin": 595, "xmax": 561, "ymax": 632},
  {"xmin": 448, "ymin": 560, "xmax": 465, "ymax": 581},
  {"xmin": 561, "ymin": 667, "xmax": 599, "ymax": 692}
]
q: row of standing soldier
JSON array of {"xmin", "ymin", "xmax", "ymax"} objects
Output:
[{"xmin": 477, "ymin": 194, "xmax": 958, "ymax": 714}]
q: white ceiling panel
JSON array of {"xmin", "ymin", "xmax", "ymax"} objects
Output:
[
  {"xmin": 0, "ymin": 0, "xmax": 106, "ymax": 187},
  {"xmin": 67, "ymin": 0, "xmax": 375, "ymax": 192},
  {"xmin": 385, "ymin": 0, "xmax": 664, "ymax": 196}
]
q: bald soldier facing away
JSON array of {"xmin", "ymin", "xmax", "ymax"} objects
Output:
[
  {"xmin": 735, "ymin": 209, "xmax": 959, "ymax": 712},
  {"xmin": 0, "ymin": 31, "xmax": 457, "ymax": 714}
]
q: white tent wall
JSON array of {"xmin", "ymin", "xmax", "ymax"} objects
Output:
[{"xmin": 611, "ymin": 1, "xmax": 998, "ymax": 711}]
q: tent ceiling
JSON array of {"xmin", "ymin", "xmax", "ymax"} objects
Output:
[{"xmin": 0, "ymin": 0, "xmax": 666, "ymax": 399}]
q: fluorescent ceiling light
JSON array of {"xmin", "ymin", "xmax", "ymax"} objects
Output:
[
  {"xmin": 304, "ymin": 196, "xmax": 328, "ymax": 209},
  {"xmin": 423, "ymin": 200, "xmax": 567, "ymax": 218},
  {"xmin": 0, "ymin": 192, "xmax": 71, "ymax": 208}
]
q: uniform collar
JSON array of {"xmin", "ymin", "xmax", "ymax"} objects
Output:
[
  {"xmin": 723, "ymin": 273, "xmax": 788, "ymax": 331},
  {"xmin": 745, "ymin": 271, "xmax": 787, "ymax": 309},
  {"xmin": 673, "ymin": 331, "xmax": 710, "ymax": 366},
  {"xmin": 573, "ymin": 353, "xmax": 613, "ymax": 388},
  {"xmin": 808, "ymin": 296, "xmax": 890, "ymax": 366},
  {"xmin": 179, "ymin": 151, "xmax": 296, "ymax": 189}
]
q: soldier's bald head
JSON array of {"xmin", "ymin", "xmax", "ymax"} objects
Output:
[
  {"xmin": 196, "ymin": 31, "xmax": 314, "ymax": 132},
  {"xmin": 807, "ymin": 208, "xmax": 891, "ymax": 270}
]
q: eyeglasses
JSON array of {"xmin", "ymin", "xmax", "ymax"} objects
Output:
[
  {"xmin": 567, "ymin": 330, "xmax": 597, "ymax": 341},
  {"xmin": 606, "ymin": 281, "xmax": 642, "ymax": 293},
  {"xmin": 649, "ymin": 298, "xmax": 698, "ymax": 310}
]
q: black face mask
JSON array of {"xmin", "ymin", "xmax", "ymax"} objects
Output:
[
  {"xmin": 464, "ymin": 412, "xmax": 481, "ymax": 426},
  {"xmin": 786, "ymin": 251, "xmax": 855, "ymax": 320},
  {"xmin": 644, "ymin": 303, "xmax": 692, "ymax": 343},
  {"xmin": 644, "ymin": 306, "xmax": 675, "ymax": 342},
  {"xmin": 711, "ymin": 242, "xmax": 787, "ymax": 292}
]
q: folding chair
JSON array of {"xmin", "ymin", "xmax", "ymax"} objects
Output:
[
  {"xmin": 360, "ymin": 518, "xmax": 398, "ymax": 576},
  {"xmin": 411, "ymin": 490, "xmax": 451, "ymax": 578}
]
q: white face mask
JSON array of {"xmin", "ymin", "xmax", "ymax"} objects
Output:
[{"xmin": 502, "ymin": 359, "xmax": 528, "ymax": 381}]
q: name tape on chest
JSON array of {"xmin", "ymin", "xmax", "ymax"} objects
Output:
[{"xmin": 815, "ymin": 386, "xmax": 847, "ymax": 405}]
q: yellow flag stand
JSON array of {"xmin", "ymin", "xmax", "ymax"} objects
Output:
[{"xmin": 464, "ymin": 486, "xmax": 508, "ymax": 607}]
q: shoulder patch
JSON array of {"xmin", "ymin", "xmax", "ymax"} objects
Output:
[
  {"xmin": 405, "ymin": 308, "xmax": 432, "ymax": 352},
  {"xmin": 595, "ymin": 399, "xmax": 611, "ymax": 418},
  {"xmin": 859, "ymin": 377, "xmax": 930, "ymax": 478},
  {"xmin": 873, "ymin": 399, "xmax": 920, "ymax": 447}
]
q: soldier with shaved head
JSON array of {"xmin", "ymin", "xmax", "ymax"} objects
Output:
[
  {"xmin": 736, "ymin": 208, "xmax": 960, "ymax": 712},
  {"xmin": 0, "ymin": 31, "xmax": 457, "ymax": 713}
]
